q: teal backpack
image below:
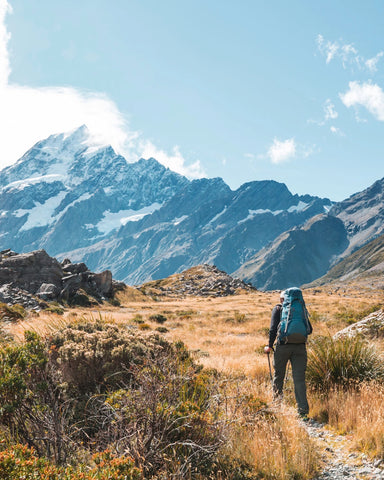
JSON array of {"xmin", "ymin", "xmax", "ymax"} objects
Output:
[{"xmin": 278, "ymin": 287, "xmax": 311, "ymax": 344}]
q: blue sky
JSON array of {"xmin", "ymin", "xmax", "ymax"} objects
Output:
[{"xmin": 1, "ymin": 0, "xmax": 384, "ymax": 200}]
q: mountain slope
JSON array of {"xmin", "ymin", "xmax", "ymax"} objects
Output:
[
  {"xmin": 62, "ymin": 179, "xmax": 331, "ymax": 284},
  {"xmin": 234, "ymin": 214, "xmax": 348, "ymax": 290},
  {"xmin": 330, "ymin": 177, "xmax": 384, "ymax": 257},
  {"xmin": 306, "ymin": 233, "xmax": 384, "ymax": 287},
  {"xmin": 235, "ymin": 176, "xmax": 384, "ymax": 290}
]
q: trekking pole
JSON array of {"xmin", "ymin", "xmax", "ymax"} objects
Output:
[{"xmin": 267, "ymin": 351, "xmax": 273, "ymax": 387}]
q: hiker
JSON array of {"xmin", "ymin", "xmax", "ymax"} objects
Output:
[{"xmin": 264, "ymin": 288, "xmax": 312, "ymax": 417}]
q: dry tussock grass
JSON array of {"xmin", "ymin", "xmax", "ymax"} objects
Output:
[
  {"xmin": 310, "ymin": 383, "xmax": 384, "ymax": 458},
  {"xmin": 3, "ymin": 284, "xmax": 383, "ymax": 476},
  {"xmin": 6, "ymin": 286, "xmax": 383, "ymax": 378}
]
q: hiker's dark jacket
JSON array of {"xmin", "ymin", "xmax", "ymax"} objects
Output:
[{"xmin": 268, "ymin": 304, "xmax": 313, "ymax": 348}]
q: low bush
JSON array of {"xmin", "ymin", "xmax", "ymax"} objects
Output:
[
  {"xmin": 307, "ymin": 335, "xmax": 384, "ymax": 391},
  {"xmin": 149, "ymin": 313, "xmax": 167, "ymax": 324},
  {"xmin": 46, "ymin": 305, "xmax": 65, "ymax": 315},
  {"xmin": 108, "ymin": 297, "xmax": 121, "ymax": 307},
  {"xmin": 156, "ymin": 326, "xmax": 168, "ymax": 333},
  {"xmin": 0, "ymin": 442, "xmax": 143, "ymax": 480},
  {"xmin": 0, "ymin": 319, "xmax": 228, "ymax": 477},
  {"xmin": 0, "ymin": 303, "xmax": 26, "ymax": 321}
]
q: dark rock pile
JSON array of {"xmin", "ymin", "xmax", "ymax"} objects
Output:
[
  {"xmin": 0, "ymin": 249, "xmax": 122, "ymax": 309},
  {"xmin": 139, "ymin": 264, "xmax": 257, "ymax": 297}
]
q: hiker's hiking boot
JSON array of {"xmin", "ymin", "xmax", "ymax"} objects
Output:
[{"xmin": 299, "ymin": 413, "xmax": 310, "ymax": 422}]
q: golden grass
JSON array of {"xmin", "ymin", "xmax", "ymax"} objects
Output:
[
  {"xmin": 310, "ymin": 383, "xmax": 384, "ymax": 458},
  {"xmin": 6, "ymin": 286, "xmax": 383, "ymax": 378},
  {"xmin": 4, "ymin": 284, "xmax": 382, "ymax": 476},
  {"xmin": 242, "ymin": 407, "xmax": 320, "ymax": 479}
]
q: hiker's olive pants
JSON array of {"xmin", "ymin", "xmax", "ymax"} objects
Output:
[{"xmin": 273, "ymin": 343, "xmax": 309, "ymax": 416}]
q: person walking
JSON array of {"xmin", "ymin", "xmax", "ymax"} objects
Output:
[{"xmin": 264, "ymin": 288, "xmax": 312, "ymax": 418}]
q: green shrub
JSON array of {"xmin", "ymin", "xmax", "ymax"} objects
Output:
[
  {"xmin": 48, "ymin": 319, "xmax": 170, "ymax": 394},
  {"xmin": 132, "ymin": 314, "xmax": 144, "ymax": 324},
  {"xmin": 0, "ymin": 303, "xmax": 26, "ymax": 321},
  {"xmin": 307, "ymin": 335, "xmax": 384, "ymax": 390},
  {"xmin": 138, "ymin": 323, "xmax": 151, "ymax": 330},
  {"xmin": 98, "ymin": 351, "xmax": 223, "ymax": 476},
  {"xmin": 149, "ymin": 313, "xmax": 167, "ymax": 324},
  {"xmin": 156, "ymin": 326, "xmax": 168, "ymax": 333},
  {"xmin": 108, "ymin": 298, "xmax": 121, "ymax": 307},
  {"xmin": 334, "ymin": 303, "xmax": 383, "ymax": 325},
  {"xmin": 46, "ymin": 306, "xmax": 65, "ymax": 315},
  {"xmin": 68, "ymin": 290, "xmax": 98, "ymax": 307},
  {"xmin": 0, "ymin": 319, "xmax": 229, "ymax": 477}
]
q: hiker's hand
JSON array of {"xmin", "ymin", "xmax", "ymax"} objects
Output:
[{"xmin": 264, "ymin": 346, "xmax": 273, "ymax": 354}]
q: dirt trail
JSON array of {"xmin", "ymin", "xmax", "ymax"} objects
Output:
[{"xmin": 303, "ymin": 419, "xmax": 384, "ymax": 479}]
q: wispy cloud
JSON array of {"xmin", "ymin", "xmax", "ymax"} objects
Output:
[
  {"xmin": 0, "ymin": 0, "xmax": 11, "ymax": 85},
  {"xmin": 267, "ymin": 138, "xmax": 296, "ymax": 164},
  {"xmin": 365, "ymin": 52, "xmax": 384, "ymax": 73},
  {"xmin": 317, "ymin": 34, "xmax": 383, "ymax": 73},
  {"xmin": 0, "ymin": 0, "xmax": 204, "ymax": 179},
  {"xmin": 139, "ymin": 141, "xmax": 205, "ymax": 178},
  {"xmin": 324, "ymin": 99, "xmax": 338, "ymax": 121},
  {"xmin": 330, "ymin": 126, "xmax": 345, "ymax": 136},
  {"xmin": 340, "ymin": 81, "xmax": 384, "ymax": 121},
  {"xmin": 309, "ymin": 99, "xmax": 339, "ymax": 127}
]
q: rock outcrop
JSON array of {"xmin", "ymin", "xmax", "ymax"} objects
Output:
[
  {"xmin": 138, "ymin": 264, "xmax": 257, "ymax": 297},
  {"xmin": 334, "ymin": 309, "xmax": 384, "ymax": 339},
  {"xmin": 0, "ymin": 248, "xmax": 119, "ymax": 308}
]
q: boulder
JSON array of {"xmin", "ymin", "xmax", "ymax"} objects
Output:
[
  {"xmin": 36, "ymin": 283, "xmax": 61, "ymax": 301},
  {"xmin": 93, "ymin": 270, "xmax": 113, "ymax": 297},
  {"xmin": 62, "ymin": 262, "xmax": 89, "ymax": 275},
  {"xmin": 0, "ymin": 250, "xmax": 63, "ymax": 294}
]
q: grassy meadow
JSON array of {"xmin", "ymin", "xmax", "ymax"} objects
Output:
[{"xmin": 1, "ymin": 284, "xmax": 383, "ymax": 479}]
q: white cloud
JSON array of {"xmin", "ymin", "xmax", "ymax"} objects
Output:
[
  {"xmin": 267, "ymin": 138, "xmax": 296, "ymax": 164},
  {"xmin": 317, "ymin": 34, "xmax": 383, "ymax": 73},
  {"xmin": 0, "ymin": 0, "xmax": 203, "ymax": 179},
  {"xmin": 0, "ymin": 0, "xmax": 11, "ymax": 85},
  {"xmin": 340, "ymin": 81, "xmax": 384, "ymax": 121},
  {"xmin": 324, "ymin": 99, "xmax": 338, "ymax": 120},
  {"xmin": 308, "ymin": 98, "xmax": 339, "ymax": 127},
  {"xmin": 330, "ymin": 126, "xmax": 345, "ymax": 136},
  {"xmin": 139, "ymin": 141, "xmax": 205, "ymax": 178},
  {"xmin": 365, "ymin": 52, "xmax": 384, "ymax": 73}
]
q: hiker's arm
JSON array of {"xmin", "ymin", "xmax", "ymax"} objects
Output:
[{"xmin": 268, "ymin": 305, "xmax": 281, "ymax": 348}]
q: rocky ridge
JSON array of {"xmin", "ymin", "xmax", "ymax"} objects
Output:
[{"xmin": 137, "ymin": 264, "xmax": 257, "ymax": 298}]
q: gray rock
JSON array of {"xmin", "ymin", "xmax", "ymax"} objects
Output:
[{"xmin": 36, "ymin": 283, "xmax": 60, "ymax": 301}]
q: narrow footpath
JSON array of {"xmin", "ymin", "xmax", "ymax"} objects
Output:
[{"xmin": 303, "ymin": 419, "xmax": 384, "ymax": 480}]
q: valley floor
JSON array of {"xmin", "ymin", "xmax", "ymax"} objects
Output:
[{"xmin": 4, "ymin": 285, "xmax": 384, "ymax": 479}]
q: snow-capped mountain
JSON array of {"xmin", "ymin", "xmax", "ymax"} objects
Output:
[
  {"xmin": 0, "ymin": 125, "xmax": 335, "ymax": 286},
  {"xmin": 0, "ymin": 126, "xmax": 188, "ymax": 254}
]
